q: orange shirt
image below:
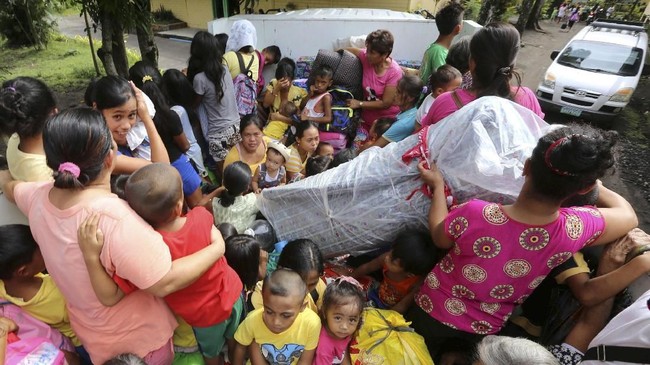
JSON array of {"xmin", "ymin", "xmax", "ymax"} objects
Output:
[{"xmin": 378, "ymin": 265, "xmax": 420, "ymax": 307}]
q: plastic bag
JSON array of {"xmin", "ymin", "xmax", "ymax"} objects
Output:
[
  {"xmin": 258, "ymin": 97, "xmax": 553, "ymax": 257},
  {"xmin": 349, "ymin": 308, "xmax": 433, "ymax": 365}
]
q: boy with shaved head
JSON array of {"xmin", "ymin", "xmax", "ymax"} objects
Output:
[{"xmin": 232, "ymin": 268, "xmax": 322, "ymax": 365}]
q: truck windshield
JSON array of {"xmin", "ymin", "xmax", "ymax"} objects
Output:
[{"xmin": 557, "ymin": 40, "xmax": 643, "ymax": 77}]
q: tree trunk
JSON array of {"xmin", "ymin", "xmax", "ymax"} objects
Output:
[
  {"xmin": 515, "ymin": 0, "xmax": 536, "ymax": 35},
  {"xmin": 134, "ymin": 0, "xmax": 159, "ymax": 68},
  {"xmin": 491, "ymin": 0, "xmax": 511, "ymax": 22},
  {"xmin": 477, "ymin": 0, "xmax": 493, "ymax": 25},
  {"xmin": 526, "ymin": 0, "xmax": 546, "ymax": 30},
  {"xmin": 82, "ymin": 2, "xmax": 101, "ymax": 77},
  {"xmin": 97, "ymin": 11, "xmax": 118, "ymax": 76},
  {"xmin": 111, "ymin": 19, "xmax": 129, "ymax": 78}
]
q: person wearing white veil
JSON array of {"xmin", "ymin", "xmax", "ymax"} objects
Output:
[{"xmin": 223, "ymin": 20, "xmax": 261, "ymax": 82}]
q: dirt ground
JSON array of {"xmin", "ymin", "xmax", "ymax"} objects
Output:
[{"xmin": 518, "ymin": 20, "xmax": 650, "ymax": 232}]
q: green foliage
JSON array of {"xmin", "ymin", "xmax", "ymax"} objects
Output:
[
  {"xmin": 462, "ymin": 0, "xmax": 482, "ymax": 21},
  {"xmin": 0, "ymin": 0, "xmax": 59, "ymax": 49},
  {"xmin": 152, "ymin": 5, "xmax": 177, "ymax": 22}
]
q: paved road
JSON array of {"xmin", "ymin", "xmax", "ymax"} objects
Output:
[{"xmin": 56, "ymin": 15, "xmax": 192, "ymax": 71}]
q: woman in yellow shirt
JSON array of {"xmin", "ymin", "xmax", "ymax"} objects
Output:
[
  {"xmin": 223, "ymin": 116, "xmax": 270, "ymax": 175},
  {"xmin": 262, "ymin": 58, "xmax": 307, "ymax": 141}
]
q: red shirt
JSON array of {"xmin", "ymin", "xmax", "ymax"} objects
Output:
[{"xmin": 161, "ymin": 207, "xmax": 243, "ymax": 327}]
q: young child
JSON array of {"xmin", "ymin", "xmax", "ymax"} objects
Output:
[
  {"xmin": 79, "ymin": 164, "xmax": 243, "ymax": 365},
  {"xmin": 306, "ymin": 155, "xmax": 333, "ymax": 177},
  {"xmin": 0, "ymin": 224, "xmax": 83, "ymax": 364},
  {"xmin": 351, "ymin": 231, "xmax": 439, "ymax": 314},
  {"xmin": 252, "ymin": 141, "xmax": 290, "ymax": 193},
  {"xmin": 225, "ymin": 234, "xmax": 266, "ymax": 294},
  {"xmin": 300, "ymin": 65, "xmax": 334, "ymax": 125},
  {"xmin": 414, "ymin": 124, "xmax": 637, "ymax": 353},
  {"xmin": 314, "ymin": 277, "xmax": 366, "ymax": 365},
  {"xmin": 213, "ymin": 161, "xmax": 260, "ymax": 233},
  {"xmin": 358, "ymin": 117, "xmax": 395, "ymax": 152},
  {"xmin": 314, "ymin": 141, "xmax": 335, "ymax": 159},
  {"xmin": 416, "ymin": 65, "xmax": 462, "ymax": 127},
  {"xmin": 251, "ymin": 239, "xmax": 327, "ymax": 313},
  {"xmin": 231, "ymin": 269, "xmax": 321, "ymax": 365}
]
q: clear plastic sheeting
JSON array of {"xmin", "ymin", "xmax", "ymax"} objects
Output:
[{"xmin": 258, "ymin": 97, "xmax": 554, "ymax": 257}]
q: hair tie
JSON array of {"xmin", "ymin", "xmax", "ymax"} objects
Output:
[
  {"xmin": 497, "ymin": 66, "xmax": 512, "ymax": 77},
  {"xmin": 335, "ymin": 276, "xmax": 363, "ymax": 291},
  {"xmin": 142, "ymin": 75, "xmax": 153, "ymax": 84},
  {"xmin": 58, "ymin": 162, "xmax": 81, "ymax": 178},
  {"xmin": 4, "ymin": 86, "xmax": 16, "ymax": 93},
  {"xmin": 544, "ymin": 136, "xmax": 578, "ymax": 177},
  {"xmin": 421, "ymin": 86, "xmax": 429, "ymax": 95}
]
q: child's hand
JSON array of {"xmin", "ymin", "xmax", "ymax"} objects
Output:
[
  {"xmin": 129, "ymin": 81, "xmax": 152, "ymax": 124},
  {"xmin": 255, "ymin": 188, "xmax": 262, "ymax": 194},
  {"xmin": 417, "ymin": 160, "xmax": 444, "ymax": 188},
  {"xmin": 78, "ymin": 212, "xmax": 105, "ymax": 261},
  {"xmin": 309, "ymin": 85, "xmax": 317, "ymax": 96},
  {"xmin": 269, "ymin": 112, "xmax": 282, "ymax": 121},
  {"xmin": 0, "ymin": 317, "xmax": 17, "ymax": 337}
]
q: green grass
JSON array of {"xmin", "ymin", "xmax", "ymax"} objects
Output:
[{"xmin": 0, "ymin": 33, "xmax": 140, "ymax": 92}]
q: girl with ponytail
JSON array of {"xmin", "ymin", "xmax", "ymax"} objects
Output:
[
  {"xmin": 420, "ymin": 23, "xmax": 544, "ymax": 127},
  {"xmin": 212, "ymin": 161, "xmax": 260, "ymax": 233}
]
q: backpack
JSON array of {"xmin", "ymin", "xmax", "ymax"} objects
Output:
[
  {"xmin": 233, "ymin": 52, "xmax": 258, "ymax": 116},
  {"xmin": 319, "ymin": 86, "xmax": 360, "ymax": 134}
]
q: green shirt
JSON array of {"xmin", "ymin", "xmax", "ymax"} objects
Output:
[{"xmin": 420, "ymin": 43, "xmax": 448, "ymax": 85}]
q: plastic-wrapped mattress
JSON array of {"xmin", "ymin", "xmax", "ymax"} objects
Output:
[{"xmin": 258, "ymin": 97, "xmax": 553, "ymax": 257}]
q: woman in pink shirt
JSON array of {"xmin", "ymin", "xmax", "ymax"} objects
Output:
[
  {"xmin": 344, "ymin": 29, "xmax": 402, "ymax": 133},
  {"xmin": 0, "ymin": 107, "xmax": 224, "ymax": 365},
  {"xmin": 421, "ymin": 23, "xmax": 544, "ymax": 128},
  {"xmin": 410, "ymin": 124, "xmax": 637, "ymax": 356}
]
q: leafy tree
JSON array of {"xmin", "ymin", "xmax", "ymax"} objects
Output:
[
  {"xmin": 477, "ymin": 0, "xmax": 513, "ymax": 25},
  {"xmin": 0, "ymin": 0, "xmax": 59, "ymax": 49}
]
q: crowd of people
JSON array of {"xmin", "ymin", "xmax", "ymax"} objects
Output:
[{"xmin": 1, "ymin": 1, "xmax": 649, "ymax": 365}]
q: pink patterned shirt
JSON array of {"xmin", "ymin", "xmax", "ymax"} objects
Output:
[{"xmin": 415, "ymin": 199, "xmax": 605, "ymax": 335}]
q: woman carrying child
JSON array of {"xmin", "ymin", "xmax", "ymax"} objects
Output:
[
  {"xmin": 0, "ymin": 77, "xmax": 56, "ymax": 182},
  {"xmin": 0, "ymin": 108, "xmax": 224, "ymax": 364},
  {"xmin": 420, "ymin": 23, "xmax": 543, "ymax": 127},
  {"xmin": 362, "ymin": 74, "xmax": 425, "ymax": 149},
  {"xmin": 410, "ymin": 124, "xmax": 637, "ymax": 355},
  {"xmin": 262, "ymin": 58, "xmax": 307, "ymax": 142},
  {"xmin": 223, "ymin": 116, "xmax": 271, "ymax": 175}
]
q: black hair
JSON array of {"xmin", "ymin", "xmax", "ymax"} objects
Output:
[
  {"xmin": 90, "ymin": 76, "xmax": 135, "ymax": 110},
  {"xmin": 0, "ymin": 77, "xmax": 56, "ymax": 138},
  {"xmin": 129, "ymin": 61, "xmax": 179, "ymax": 142},
  {"xmin": 435, "ymin": 1, "xmax": 465, "ymax": 35},
  {"xmin": 275, "ymin": 58, "xmax": 296, "ymax": 80},
  {"xmin": 240, "ymin": 114, "xmax": 265, "ymax": 135},
  {"xmin": 278, "ymin": 239, "xmax": 324, "ymax": 279},
  {"xmin": 397, "ymin": 74, "xmax": 425, "ymax": 107},
  {"xmin": 200, "ymin": 33, "xmax": 227, "ymax": 103},
  {"xmin": 125, "ymin": 163, "xmax": 182, "ymax": 227},
  {"xmin": 187, "ymin": 31, "xmax": 217, "ymax": 83},
  {"xmin": 446, "ymin": 36, "xmax": 471, "ymax": 74},
  {"xmin": 263, "ymin": 45, "xmax": 282, "ymax": 64},
  {"xmin": 220, "ymin": 161, "xmax": 252, "ymax": 208},
  {"xmin": 110, "ymin": 174, "xmax": 130, "ymax": 200},
  {"xmin": 365, "ymin": 29, "xmax": 394, "ymax": 56},
  {"xmin": 225, "ymin": 234, "xmax": 261, "ymax": 290},
  {"xmin": 331, "ymin": 148, "xmax": 356, "ymax": 168},
  {"xmin": 321, "ymin": 277, "xmax": 365, "ymax": 323},
  {"xmin": 391, "ymin": 230, "xmax": 439, "ymax": 276},
  {"xmin": 470, "ymin": 23, "xmax": 522, "ymax": 99},
  {"xmin": 315, "ymin": 141, "xmax": 333, "ymax": 155},
  {"xmin": 311, "ymin": 65, "xmax": 334, "ymax": 80},
  {"xmin": 529, "ymin": 124, "xmax": 618, "ymax": 201},
  {"xmin": 103, "ymin": 353, "xmax": 147, "ymax": 365},
  {"xmin": 429, "ymin": 64, "xmax": 462, "ymax": 91},
  {"xmin": 434, "ymin": 338, "xmax": 474, "ymax": 365},
  {"xmin": 280, "ymin": 102, "xmax": 298, "ymax": 117},
  {"xmin": 306, "ymin": 155, "xmax": 332, "ymax": 177},
  {"xmin": 372, "ymin": 117, "xmax": 395, "ymax": 138},
  {"xmin": 263, "ymin": 267, "xmax": 307, "ymax": 298},
  {"xmin": 0, "ymin": 225, "xmax": 38, "ymax": 280},
  {"xmin": 217, "ymin": 222, "xmax": 238, "ymax": 240},
  {"xmin": 215, "ymin": 33, "xmax": 229, "ymax": 54},
  {"xmin": 161, "ymin": 69, "xmax": 203, "ymax": 147},
  {"xmin": 295, "ymin": 120, "xmax": 319, "ymax": 138},
  {"xmin": 44, "ymin": 108, "xmax": 113, "ymax": 189}
]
